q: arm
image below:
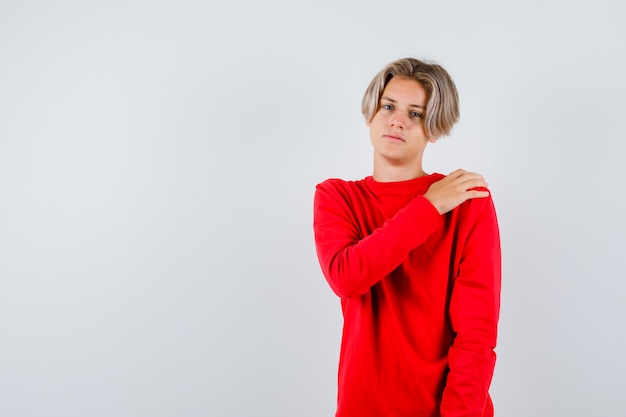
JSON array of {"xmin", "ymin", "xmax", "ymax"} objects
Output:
[
  {"xmin": 313, "ymin": 180, "xmax": 442, "ymax": 298},
  {"xmin": 440, "ymin": 196, "xmax": 502, "ymax": 417},
  {"xmin": 313, "ymin": 170, "xmax": 490, "ymax": 299}
]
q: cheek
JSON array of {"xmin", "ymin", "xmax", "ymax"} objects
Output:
[
  {"xmin": 369, "ymin": 114, "xmax": 385, "ymax": 129},
  {"xmin": 369, "ymin": 117, "xmax": 385, "ymax": 135},
  {"xmin": 368, "ymin": 123, "xmax": 381, "ymax": 145}
]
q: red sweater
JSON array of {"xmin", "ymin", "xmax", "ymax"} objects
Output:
[{"xmin": 313, "ymin": 173, "xmax": 501, "ymax": 417}]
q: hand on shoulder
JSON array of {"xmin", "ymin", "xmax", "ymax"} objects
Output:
[{"xmin": 424, "ymin": 169, "xmax": 490, "ymax": 215}]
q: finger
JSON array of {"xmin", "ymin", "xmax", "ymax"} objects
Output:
[
  {"xmin": 459, "ymin": 172, "xmax": 485, "ymax": 181},
  {"xmin": 458, "ymin": 175, "xmax": 487, "ymax": 188},
  {"xmin": 449, "ymin": 171, "xmax": 483, "ymax": 184},
  {"xmin": 448, "ymin": 168, "xmax": 468, "ymax": 178},
  {"xmin": 466, "ymin": 190, "xmax": 490, "ymax": 199},
  {"xmin": 463, "ymin": 179, "xmax": 489, "ymax": 190}
]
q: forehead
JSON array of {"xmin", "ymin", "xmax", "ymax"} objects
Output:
[{"xmin": 381, "ymin": 76, "xmax": 427, "ymax": 104}]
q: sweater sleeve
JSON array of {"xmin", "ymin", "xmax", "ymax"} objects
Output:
[
  {"xmin": 313, "ymin": 180, "xmax": 443, "ymax": 299},
  {"xmin": 440, "ymin": 195, "xmax": 501, "ymax": 417}
]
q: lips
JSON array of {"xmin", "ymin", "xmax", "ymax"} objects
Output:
[{"xmin": 384, "ymin": 133, "xmax": 405, "ymax": 142}]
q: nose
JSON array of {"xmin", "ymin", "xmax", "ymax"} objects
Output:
[{"xmin": 390, "ymin": 114, "xmax": 407, "ymax": 129}]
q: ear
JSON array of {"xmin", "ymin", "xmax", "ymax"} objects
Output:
[{"xmin": 428, "ymin": 136, "xmax": 439, "ymax": 144}]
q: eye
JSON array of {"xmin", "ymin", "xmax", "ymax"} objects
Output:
[
  {"xmin": 410, "ymin": 111, "xmax": 422, "ymax": 118},
  {"xmin": 382, "ymin": 104, "xmax": 393, "ymax": 111}
]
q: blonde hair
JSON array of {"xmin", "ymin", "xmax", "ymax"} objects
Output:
[{"xmin": 362, "ymin": 58, "xmax": 460, "ymax": 139}]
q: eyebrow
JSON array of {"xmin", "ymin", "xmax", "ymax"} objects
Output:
[{"xmin": 381, "ymin": 96, "xmax": 425, "ymax": 109}]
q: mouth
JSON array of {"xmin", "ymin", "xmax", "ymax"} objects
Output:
[{"xmin": 383, "ymin": 134, "xmax": 405, "ymax": 142}]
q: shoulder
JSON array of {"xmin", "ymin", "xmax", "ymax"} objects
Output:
[
  {"xmin": 455, "ymin": 188, "xmax": 499, "ymax": 227},
  {"xmin": 314, "ymin": 178, "xmax": 369, "ymax": 213},
  {"xmin": 316, "ymin": 177, "xmax": 364, "ymax": 190},
  {"xmin": 429, "ymin": 172, "xmax": 446, "ymax": 182},
  {"xmin": 315, "ymin": 177, "xmax": 367, "ymax": 197}
]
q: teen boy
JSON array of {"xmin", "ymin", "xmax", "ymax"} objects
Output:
[{"xmin": 313, "ymin": 58, "xmax": 501, "ymax": 417}]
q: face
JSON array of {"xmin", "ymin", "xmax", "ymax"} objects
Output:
[{"xmin": 368, "ymin": 76, "xmax": 436, "ymax": 168}]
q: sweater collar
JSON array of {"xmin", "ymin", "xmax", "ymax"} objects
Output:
[{"xmin": 364, "ymin": 173, "xmax": 444, "ymax": 195}]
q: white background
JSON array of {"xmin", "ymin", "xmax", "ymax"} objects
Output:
[{"xmin": 1, "ymin": 1, "xmax": 625, "ymax": 416}]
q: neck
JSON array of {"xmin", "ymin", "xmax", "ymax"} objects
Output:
[{"xmin": 372, "ymin": 159, "xmax": 427, "ymax": 182}]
